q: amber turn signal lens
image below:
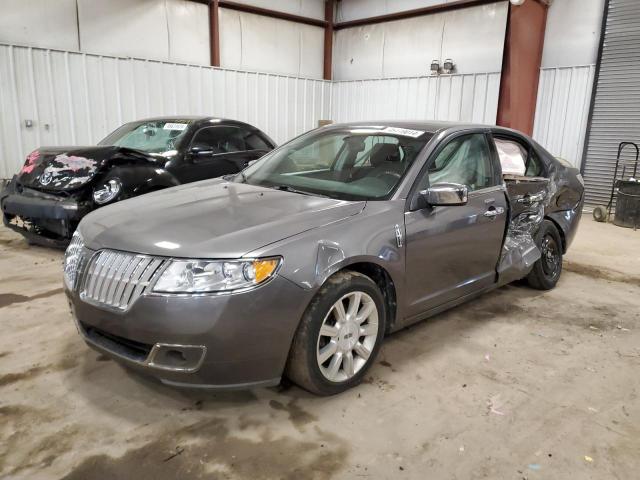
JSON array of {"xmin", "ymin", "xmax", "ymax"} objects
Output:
[{"xmin": 253, "ymin": 259, "xmax": 280, "ymax": 283}]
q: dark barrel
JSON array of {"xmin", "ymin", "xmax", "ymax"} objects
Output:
[{"xmin": 614, "ymin": 180, "xmax": 640, "ymax": 228}]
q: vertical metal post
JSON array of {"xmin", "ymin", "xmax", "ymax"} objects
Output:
[
  {"xmin": 496, "ymin": 0, "xmax": 549, "ymax": 135},
  {"xmin": 323, "ymin": 0, "xmax": 334, "ymax": 80},
  {"xmin": 209, "ymin": 0, "xmax": 221, "ymax": 67}
]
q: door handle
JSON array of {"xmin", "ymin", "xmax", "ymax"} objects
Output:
[
  {"xmin": 517, "ymin": 192, "xmax": 546, "ymax": 205},
  {"xmin": 484, "ymin": 206, "xmax": 505, "ymax": 218}
]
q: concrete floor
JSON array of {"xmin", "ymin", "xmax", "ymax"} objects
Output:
[{"xmin": 0, "ymin": 218, "xmax": 639, "ymax": 480}]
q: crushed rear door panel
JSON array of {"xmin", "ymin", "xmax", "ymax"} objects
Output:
[{"xmin": 498, "ymin": 175, "xmax": 551, "ymax": 284}]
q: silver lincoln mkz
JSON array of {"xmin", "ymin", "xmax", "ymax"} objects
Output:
[{"xmin": 64, "ymin": 121, "xmax": 583, "ymax": 395}]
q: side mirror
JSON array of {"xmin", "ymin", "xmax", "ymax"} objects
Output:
[{"xmin": 420, "ymin": 183, "xmax": 468, "ymax": 206}]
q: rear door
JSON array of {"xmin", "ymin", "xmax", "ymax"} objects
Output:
[
  {"xmin": 178, "ymin": 125, "xmax": 272, "ymax": 183},
  {"xmin": 403, "ymin": 132, "xmax": 507, "ymax": 319}
]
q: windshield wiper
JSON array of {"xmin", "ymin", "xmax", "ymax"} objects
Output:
[{"xmin": 273, "ymin": 185, "xmax": 313, "ymax": 195}]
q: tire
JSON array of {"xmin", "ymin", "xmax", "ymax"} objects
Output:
[
  {"xmin": 285, "ymin": 271, "xmax": 386, "ymax": 396},
  {"xmin": 527, "ymin": 219, "xmax": 563, "ymax": 290},
  {"xmin": 592, "ymin": 205, "xmax": 607, "ymax": 223}
]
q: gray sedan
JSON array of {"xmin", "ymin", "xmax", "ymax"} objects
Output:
[{"xmin": 64, "ymin": 121, "xmax": 584, "ymax": 395}]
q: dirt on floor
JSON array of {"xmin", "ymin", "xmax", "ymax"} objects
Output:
[{"xmin": 0, "ymin": 218, "xmax": 639, "ymax": 480}]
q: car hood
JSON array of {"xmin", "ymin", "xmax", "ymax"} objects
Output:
[
  {"xmin": 80, "ymin": 179, "xmax": 366, "ymax": 258},
  {"xmin": 16, "ymin": 146, "xmax": 159, "ymax": 191}
]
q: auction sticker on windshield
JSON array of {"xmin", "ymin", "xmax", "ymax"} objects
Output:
[
  {"xmin": 381, "ymin": 127, "xmax": 425, "ymax": 138},
  {"xmin": 163, "ymin": 123, "xmax": 189, "ymax": 131}
]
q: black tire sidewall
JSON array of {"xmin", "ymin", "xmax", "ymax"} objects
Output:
[
  {"xmin": 297, "ymin": 272, "xmax": 386, "ymax": 395},
  {"xmin": 593, "ymin": 206, "xmax": 606, "ymax": 222},
  {"xmin": 529, "ymin": 220, "xmax": 563, "ymax": 289}
]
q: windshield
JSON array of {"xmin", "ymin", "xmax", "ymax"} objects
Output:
[
  {"xmin": 99, "ymin": 120, "xmax": 192, "ymax": 154},
  {"xmin": 236, "ymin": 127, "xmax": 431, "ymax": 200}
]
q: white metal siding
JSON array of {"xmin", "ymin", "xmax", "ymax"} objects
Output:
[
  {"xmin": 331, "ymin": 73, "xmax": 501, "ymax": 125},
  {"xmin": 0, "ymin": 44, "xmax": 331, "ymax": 179},
  {"xmin": 333, "ymin": 2, "xmax": 508, "ymax": 80},
  {"xmin": 532, "ymin": 65, "xmax": 596, "ymax": 168},
  {"xmin": 582, "ymin": 0, "xmax": 640, "ymax": 207}
]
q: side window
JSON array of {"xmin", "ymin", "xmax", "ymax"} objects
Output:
[
  {"xmin": 190, "ymin": 126, "xmax": 246, "ymax": 154},
  {"xmin": 495, "ymin": 138, "xmax": 527, "ymax": 176},
  {"xmin": 525, "ymin": 150, "xmax": 544, "ymax": 177},
  {"xmin": 419, "ymin": 134, "xmax": 495, "ymax": 192},
  {"xmin": 243, "ymin": 130, "xmax": 272, "ymax": 151},
  {"xmin": 494, "ymin": 137, "xmax": 545, "ymax": 177}
]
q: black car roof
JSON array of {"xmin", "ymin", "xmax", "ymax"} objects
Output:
[{"xmin": 126, "ymin": 116, "xmax": 259, "ymax": 128}]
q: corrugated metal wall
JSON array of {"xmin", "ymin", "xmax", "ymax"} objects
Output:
[
  {"xmin": 331, "ymin": 73, "xmax": 502, "ymax": 124},
  {"xmin": 0, "ymin": 44, "xmax": 504, "ymax": 180},
  {"xmin": 582, "ymin": 0, "xmax": 640, "ymax": 208},
  {"xmin": 0, "ymin": 43, "xmax": 331, "ymax": 179},
  {"xmin": 532, "ymin": 65, "xmax": 596, "ymax": 168}
]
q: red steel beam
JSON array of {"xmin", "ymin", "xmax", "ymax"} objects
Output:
[
  {"xmin": 218, "ymin": 0, "xmax": 328, "ymax": 28},
  {"xmin": 333, "ymin": 0, "xmax": 504, "ymax": 30}
]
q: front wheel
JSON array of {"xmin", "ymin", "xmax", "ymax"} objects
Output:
[
  {"xmin": 527, "ymin": 219, "xmax": 563, "ymax": 290},
  {"xmin": 285, "ymin": 271, "xmax": 386, "ymax": 396}
]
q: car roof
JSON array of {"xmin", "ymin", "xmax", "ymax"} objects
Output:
[
  {"xmin": 126, "ymin": 116, "xmax": 260, "ymax": 128},
  {"xmin": 325, "ymin": 120, "xmax": 525, "ymax": 137}
]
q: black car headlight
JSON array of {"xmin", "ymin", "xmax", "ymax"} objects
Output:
[
  {"xmin": 152, "ymin": 257, "xmax": 282, "ymax": 293},
  {"xmin": 93, "ymin": 178, "xmax": 122, "ymax": 204}
]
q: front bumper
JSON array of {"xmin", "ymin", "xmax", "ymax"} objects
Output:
[
  {"xmin": 1, "ymin": 180, "xmax": 90, "ymax": 247},
  {"xmin": 66, "ymin": 275, "xmax": 315, "ymax": 389}
]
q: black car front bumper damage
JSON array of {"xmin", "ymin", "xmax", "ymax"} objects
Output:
[{"xmin": 0, "ymin": 179, "xmax": 90, "ymax": 248}]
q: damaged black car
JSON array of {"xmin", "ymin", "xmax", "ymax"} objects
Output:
[{"xmin": 0, "ymin": 117, "xmax": 275, "ymax": 247}]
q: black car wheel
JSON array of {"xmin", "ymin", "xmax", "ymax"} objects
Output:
[
  {"xmin": 285, "ymin": 271, "xmax": 386, "ymax": 396},
  {"xmin": 527, "ymin": 219, "xmax": 563, "ymax": 290}
]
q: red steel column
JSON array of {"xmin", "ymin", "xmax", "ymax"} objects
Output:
[
  {"xmin": 323, "ymin": 0, "xmax": 334, "ymax": 80},
  {"xmin": 209, "ymin": 0, "xmax": 221, "ymax": 67},
  {"xmin": 496, "ymin": 0, "xmax": 548, "ymax": 135}
]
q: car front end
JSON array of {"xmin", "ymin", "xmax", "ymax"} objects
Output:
[
  {"xmin": 1, "ymin": 176, "xmax": 92, "ymax": 247},
  {"xmin": 63, "ymin": 230, "xmax": 316, "ymax": 389}
]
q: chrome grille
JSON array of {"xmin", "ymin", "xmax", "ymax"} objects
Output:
[{"xmin": 80, "ymin": 250, "xmax": 165, "ymax": 311}]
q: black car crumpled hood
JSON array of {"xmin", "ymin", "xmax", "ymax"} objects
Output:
[
  {"xmin": 79, "ymin": 179, "xmax": 366, "ymax": 258},
  {"xmin": 16, "ymin": 146, "xmax": 158, "ymax": 191}
]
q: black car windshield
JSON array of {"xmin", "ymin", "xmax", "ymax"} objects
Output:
[
  {"xmin": 237, "ymin": 127, "xmax": 431, "ymax": 200},
  {"xmin": 99, "ymin": 120, "xmax": 192, "ymax": 155}
]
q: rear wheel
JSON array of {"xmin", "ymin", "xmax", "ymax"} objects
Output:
[
  {"xmin": 285, "ymin": 271, "xmax": 386, "ymax": 396},
  {"xmin": 527, "ymin": 219, "xmax": 563, "ymax": 290}
]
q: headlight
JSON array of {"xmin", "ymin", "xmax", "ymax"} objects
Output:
[
  {"xmin": 93, "ymin": 178, "xmax": 122, "ymax": 204},
  {"xmin": 64, "ymin": 231, "xmax": 84, "ymax": 288},
  {"xmin": 152, "ymin": 257, "xmax": 281, "ymax": 293}
]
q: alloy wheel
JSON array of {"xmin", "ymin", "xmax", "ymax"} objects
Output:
[{"xmin": 316, "ymin": 291, "xmax": 379, "ymax": 383}]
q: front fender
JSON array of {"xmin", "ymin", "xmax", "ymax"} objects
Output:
[
  {"xmin": 246, "ymin": 200, "xmax": 407, "ymax": 314},
  {"xmin": 99, "ymin": 166, "xmax": 180, "ymax": 198}
]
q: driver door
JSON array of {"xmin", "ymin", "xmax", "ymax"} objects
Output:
[
  {"xmin": 403, "ymin": 132, "xmax": 507, "ymax": 319},
  {"xmin": 178, "ymin": 126, "xmax": 267, "ymax": 183}
]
